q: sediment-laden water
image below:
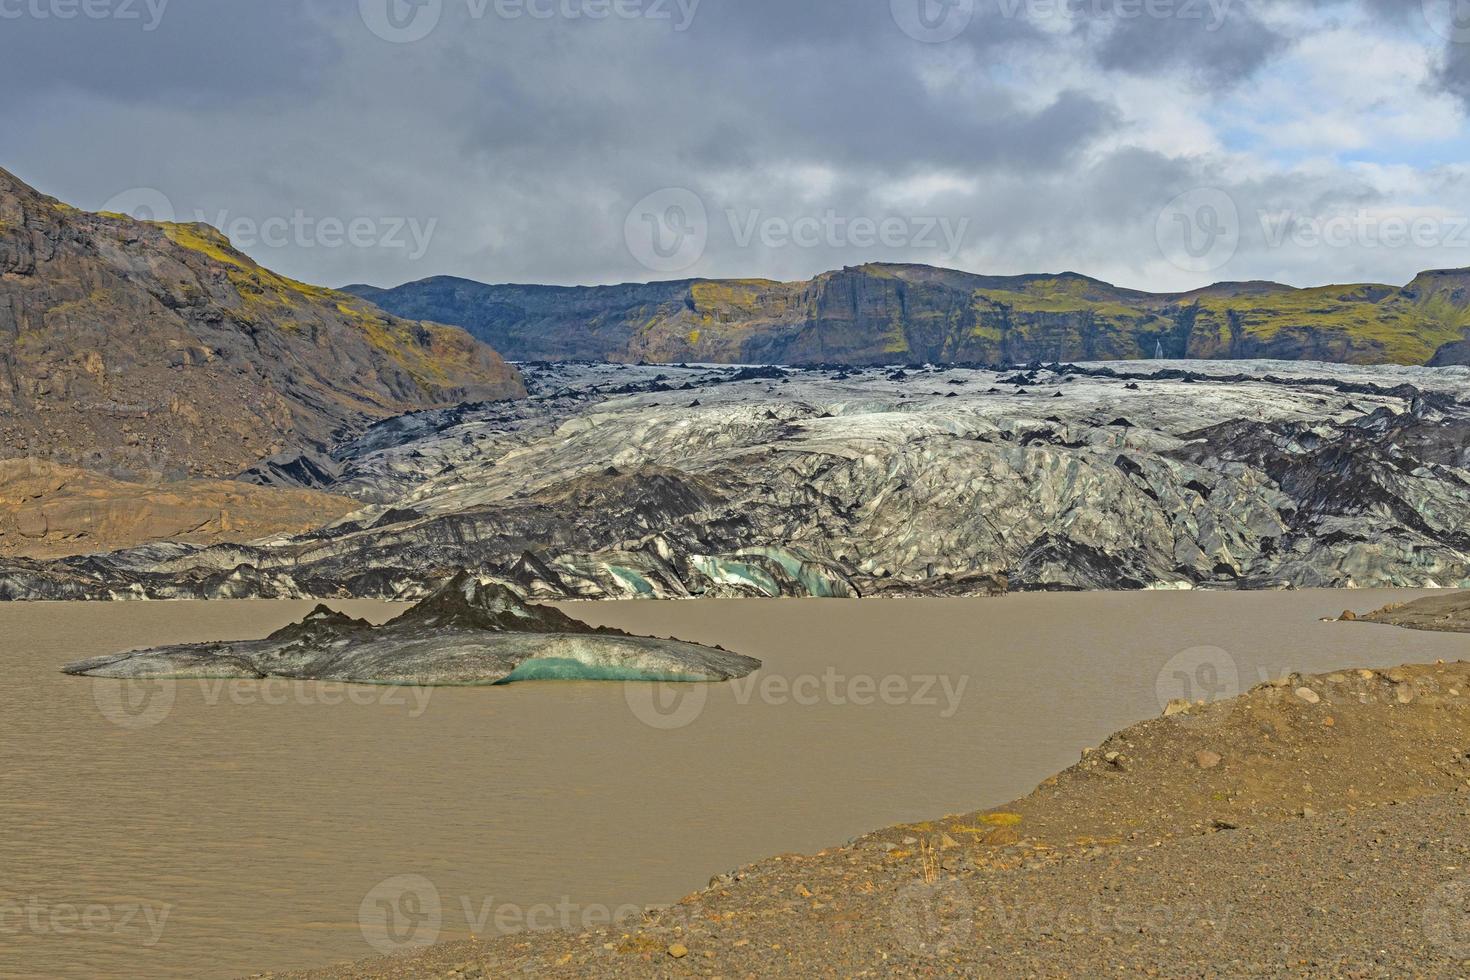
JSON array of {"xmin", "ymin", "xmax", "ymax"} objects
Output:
[{"xmin": 1, "ymin": 590, "xmax": 1463, "ymax": 979}]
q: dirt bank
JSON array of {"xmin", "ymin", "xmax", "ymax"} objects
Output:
[
  {"xmin": 1356, "ymin": 591, "xmax": 1470, "ymax": 635},
  {"xmin": 275, "ymin": 661, "xmax": 1470, "ymax": 979},
  {"xmin": 0, "ymin": 457, "xmax": 358, "ymax": 559}
]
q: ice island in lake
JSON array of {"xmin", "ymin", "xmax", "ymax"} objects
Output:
[{"xmin": 62, "ymin": 572, "xmax": 761, "ymax": 686}]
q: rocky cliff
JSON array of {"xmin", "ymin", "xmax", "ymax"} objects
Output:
[
  {"xmin": 345, "ymin": 264, "xmax": 1470, "ymax": 368},
  {"xmin": 0, "ymin": 169, "xmax": 525, "ymax": 479}
]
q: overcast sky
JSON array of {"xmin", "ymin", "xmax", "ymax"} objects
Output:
[{"xmin": 4, "ymin": 0, "xmax": 1470, "ymax": 292}]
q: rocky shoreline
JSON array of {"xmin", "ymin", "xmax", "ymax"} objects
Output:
[
  {"xmin": 270, "ymin": 656, "xmax": 1470, "ymax": 978},
  {"xmin": 1354, "ymin": 591, "xmax": 1470, "ymax": 635}
]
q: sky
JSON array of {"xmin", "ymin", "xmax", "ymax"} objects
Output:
[{"xmin": 3, "ymin": 0, "xmax": 1470, "ymax": 293}]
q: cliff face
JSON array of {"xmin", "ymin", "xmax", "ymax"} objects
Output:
[
  {"xmin": 346, "ymin": 263, "xmax": 1470, "ymax": 368},
  {"xmin": 0, "ymin": 169, "xmax": 525, "ymax": 479}
]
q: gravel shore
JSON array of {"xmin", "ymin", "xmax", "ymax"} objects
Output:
[
  {"xmin": 1360, "ymin": 592, "xmax": 1470, "ymax": 635},
  {"xmin": 274, "ymin": 660, "xmax": 1470, "ymax": 979}
]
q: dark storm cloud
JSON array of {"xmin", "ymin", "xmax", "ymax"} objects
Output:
[
  {"xmin": 425, "ymin": 8, "xmax": 1125, "ymax": 236},
  {"xmin": 0, "ymin": 0, "xmax": 1459, "ymax": 291},
  {"xmin": 1073, "ymin": 0, "xmax": 1439, "ymax": 89},
  {"xmin": 436, "ymin": 0, "xmax": 1087, "ymax": 175},
  {"xmin": 684, "ymin": 0, "xmax": 1046, "ymax": 52},
  {"xmin": 0, "ymin": 0, "xmax": 337, "ymax": 104},
  {"xmin": 1076, "ymin": 0, "xmax": 1290, "ymax": 87},
  {"xmin": 1436, "ymin": 40, "xmax": 1470, "ymax": 110}
]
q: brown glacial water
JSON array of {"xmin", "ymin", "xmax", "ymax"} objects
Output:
[{"xmin": 2, "ymin": 590, "xmax": 1467, "ymax": 979}]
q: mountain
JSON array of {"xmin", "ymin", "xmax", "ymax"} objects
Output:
[
  {"xmin": 0, "ymin": 169, "xmax": 525, "ymax": 479},
  {"xmin": 343, "ymin": 263, "xmax": 1470, "ymax": 368}
]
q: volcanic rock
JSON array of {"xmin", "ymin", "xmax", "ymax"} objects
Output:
[{"xmin": 62, "ymin": 572, "xmax": 761, "ymax": 685}]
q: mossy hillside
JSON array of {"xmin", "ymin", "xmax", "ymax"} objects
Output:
[
  {"xmin": 631, "ymin": 279, "xmax": 807, "ymax": 360},
  {"xmin": 348, "ymin": 247, "xmax": 1470, "ymax": 366},
  {"xmin": 644, "ymin": 266, "xmax": 1444, "ymax": 364},
  {"xmin": 158, "ymin": 220, "xmax": 492, "ymax": 387},
  {"xmin": 974, "ymin": 287, "xmax": 1151, "ymax": 324},
  {"xmin": 1184, "ymin": 287, "xmax": 1469, "ymax": 364},
  {"xmin": 843, "ymin": 269, "xmax": 1470, "ymax": 365},
  {"xmin": 160, "ymin": 221, "xmax": 252, "ymax": 269},
  {"xmin": 0, "ymin": 169, "xmax": 525, "ymax": 478},
  {"xmin": 689, "ymin": 279, "xmax": 788, "ymax": 317}
]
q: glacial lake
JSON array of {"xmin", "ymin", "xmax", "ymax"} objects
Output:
[{"xmin": 2, "ymin": 590, "xmax": 1466, "ymax": 979}]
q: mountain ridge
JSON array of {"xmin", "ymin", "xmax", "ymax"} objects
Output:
[
  {"xmin": 0, "ymin": 168, "xmax": 525, "ymax": 479},
  {"xmin": 342, "ymin": 262, "xmax": 1470, "ymax": 368}
]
